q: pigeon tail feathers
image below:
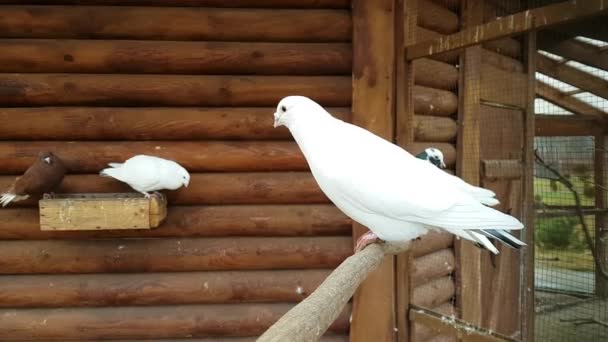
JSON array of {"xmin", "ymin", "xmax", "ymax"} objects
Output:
[
  {"xmin": 100, "ymin": 167, "xmax": 118, "ymax": 178},
  {"xmin": 476, "ymin": 229, "xmax": 526, "ymax": 249},
  {"xmin": 0, "ymin": 193, "xmax": 29, "ymax": 207}
]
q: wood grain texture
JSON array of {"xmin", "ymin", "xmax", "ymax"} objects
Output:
[
  {"xmin": 417, "ymin": 0, "xmax": 459, "ymax": 34},
  {"xmin": 411, "ymin": 231, "xmax": 454, "ymax": 258},
  {"xmin": 415, "ymin": 27, "xmax": 460, "ymax": 64},
  {"xmin": 0, "ymin": 0, "xmax": 350, "ymax": 7},
  {"xmin": 413, "ymin": 85, "xmax": 458, "ymax": 117},
  {"xmin": 0, "ymin": 270, "xmax": 332, "ymax": 307},
  {"xmin": 535, "ymin": 115, "xmax": 601, "ymax": 136},
  {"xmin": 0, "ymin": 141, "xmax": 308, "ymax": 174},
  {"xmin": 351, "ymin": 0, "xmax": 396, "ymax": 340},
  {"xmin": 413, "ymin": 58, "xmax": 459, "ymax": 90},
  {"xmin": 482, "ymin": 49, "xmax": 524, "ymax": 72},
  {"xmin": 0, "ymin": 6, "xmax": 351, "ymax": 42},
  {"xmin": 483, "ymin": 38, "xmax": 521, "ymax": 59},
  {"xmin": 412, "ymin": 302, "xmax": 456, "ymax": 342},
  {"xmin": 411, "ymin": 276, "xmax": 455, "ymax": 309},
  {"xmin": 0, "ymin": 303, "xmax": 350, "ymax": 340},
  {"xmin": 480, "ymin": 63, "xmax": 527, "ymax": 109},
  {"xmin": 0, "ymin": 39, "xmax": 351, "ymax": 75},
  {"xmin": 414, "ymin": 116, "xmax": 458, "ymax": 142},
  {"xmin": 0, "ymin": 237, "xmax": 352, "ymax": 274},
  {"xmin": 0, "ymin": 173, "xmax": 329, "ymax": 206},
  {"xmin": 411, "ymin": 248, "xmax": 455, "ymax": 287},
  {"xmin": 0, "ymin": 205, "xmax": 349, "ymax": 239},
  {"xmin": 0, "ymin": 74, "xmax": 351, "ymax": 107}
]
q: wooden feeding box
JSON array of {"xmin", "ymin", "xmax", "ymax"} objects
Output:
[{"xmin": 39, "ymin": 193, "xmax": 167, "ymax": 231}]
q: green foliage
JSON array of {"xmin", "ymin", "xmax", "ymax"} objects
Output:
[{"xmin": 536, "ymin": 216, "xmax": 579, "ymax": 249}]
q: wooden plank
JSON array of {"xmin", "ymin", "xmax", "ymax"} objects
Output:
[
  {"xmin": 539, "ymin": 34, "xmax": 608, "ymax": 72},
  {"xmin": 411, "ymin": 276, "xmax": 455, "ymax": 309},
  {"xmin": 409, "ymin": 306, "xmax": 519, "ymax": 342},
  {"xmin": 0, "ymin": 303, "xmax": 350, "ymax": 340},
  {"xmin": 351, "ymin": 0, "xmax": 396, "ymax": 341},
  {"xmin": 0, "ymin": 205, "xmax": 350, "ymax": 239},
  {"xmin": 482, "ymin": 159, "xmax": 522, "ymax": 180},
  {"xmin": 537, "ymin": 52, "xmax": 608, "ymax": 100},
  {"xmin": 0, "ymin": 74, "xmax": 351, "ymax": 107},
  {"xmin": 535, "ymin": 114, "xmax": 601, "ymax": 136},
  {"xmin": 406, "ymin": 1, "xmax": 608, "ymax": 60},
  {"xmin": 0, "ymin": 237, "xmax": 352, "ymax": 274},
  {"xmin": 536, "ymin": 81, "xmax": 607, "ymax": 118},
  {"xmin": 0, "ymin": 6, "xmax": 351, "ymax": 42},
  {"xmin": 0, "ymin": 172, "xmax": 330, "ymax": 207},
  {"xmin": 0, "ymin": 0, "xmax": 351, "ymax": 7},
  {"xmin": 414, "ymin": 116, "xmax": 458, "ymax": 142},
  {"xmin": 480, "ymin": 63, "xmax": 527, "ymax": 109},
  {"xmin": 413, "ymin": 85, "xmax": 458, "ymax": 116},
  {"xmin": 456, "ymin": 0, "xmax": 484, "ymax": 328},
  {"xmin": 418, "ymin": 0, "xmax": 459, "ymax": 34},
  {"xmin": 0, "ymin": 107, "xmax": 350, "ymax": 141},
  {"xmin": 411, "ymin": 248, "xmax": 455, "ymax": 287},
  {"xmin": 0, "ymin": 141, "xmax": 308, "ymax": 174},
  {"xmin": 412, "ymin": 302, "xmax": 456, "ymax": 342},
  {"xmin": 0, "ymin": 39, "xmax": 351, "ymax": 75},
  {"xmin": 482, "ymin": 49, "xmax": 524, "ymax": 72},
  {"xmin": 413, "ymin": 58, "xmax": 459, "ymax": 90},
  {"xmin": 412, "ymin": 231, "xmax": 454, "ymax": 258},
  {"xmin": 0, "ymin": 270, "xmax": 332, "ymax": 307},
  {"xmin": 595, "ymin": 134, "xmax": 608, "ymax": 298},
  {"xmin": 483, "ymin": 37, "xmax": 522, "ymax": 60},
  {"xmin": 415, "ymin": 26, "xmax": 460, "ymax": 64}
]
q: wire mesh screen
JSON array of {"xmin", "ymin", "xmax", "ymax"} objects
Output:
[{"xmin": 533, "ymin": 25, "xmax": 608, "ymax": 342}]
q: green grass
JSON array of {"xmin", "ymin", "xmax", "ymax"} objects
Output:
[
  {"xmin": 536, "ymin": 248, "xmax": 594, "ymax": 272},
  {"xmin": 534, "ymin": 177, "xmax": 595, "ymax": 207}
]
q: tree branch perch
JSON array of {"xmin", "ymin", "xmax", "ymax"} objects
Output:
[{"xmin": 257, "ymin": 241, "xmax": 412, "ymax": 342}]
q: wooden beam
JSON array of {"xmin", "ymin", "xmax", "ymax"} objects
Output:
[
  {"xmin": 539, "ymin": 34, "xmax": 608, "ymax": 72},
  {"xmin": 482, "ymin": 159, "xmax": 522, "ymax": 180},
  {"xmin": 521, "ymin": 32, "xmax": 537, "ymax": 342},
  {"xmin": 406, "ymin": 1, "xmax": 608, "ymax": 60},
  {"xmin": 456, "ymin": 0, "xmax": 484, "ymax": 328},
  {"xmin": 595, "ymin": 134, "xmax": 608, "ymax": 298},
  {"xmin": 535, "ymin": 114, "xmax": 601, "ymax": 136},
  {"xmin": 409, "ymin": 305, "xmax": 519, "ymax": 342},
  {"xmin": 0, "ymin": 0, "xmax": 351, "ymax": 7},
  {"xmin": 537, "ymin": 53, "xmax": 608, "ymax": 100},
  {"xmin": 350, "ymin": 0, "xmax": 396, "ymax": 341},
  {"xmin": 536, "ymin": 81, "xmax": 607, "ymax": 118}
]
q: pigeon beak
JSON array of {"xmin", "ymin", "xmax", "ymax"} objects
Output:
[
  {"xmin": 441, "ymin": 161, "xmax": 446, "ymax": 169},
  {"xmin": 43, "ymin": 157, "xmax": 51, "ymax": 164},
  {"xmin": 184, "ymin": 180, "xmax": 189, "ymax": 188},
  {"xmin": 273, "ymin": 112, "xmax": 280, "ymax": 128}
]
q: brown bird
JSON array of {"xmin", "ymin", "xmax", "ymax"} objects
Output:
[{"xmin": 1, "ymin": 151, "xmax": 67, "ymax": 207}]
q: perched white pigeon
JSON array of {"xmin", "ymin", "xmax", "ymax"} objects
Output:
[
  {"xmin": 273, "ymin": 96, "xmax": 525, "ymax": 254},
  {"xmin": 415, "ymin": 147, "xmax": 446, "ymax": 169},
  {"xmin": 100, "ymin": 155, "xmax": 190, "ymax": 198}
]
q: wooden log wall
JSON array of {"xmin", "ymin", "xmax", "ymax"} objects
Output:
[{"xmin": 0, "ymin": 1, "xmax": 356, "ymax": 341}]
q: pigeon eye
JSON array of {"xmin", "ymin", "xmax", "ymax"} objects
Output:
[{"xmin": 281, "ymin": 105, "xmax": 287, "ymax": 112}]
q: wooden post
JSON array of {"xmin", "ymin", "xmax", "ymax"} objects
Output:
[
  {"xmin": 595, "ymin": 134, "xmax": 608, "ymax": 298},
  {"xmin": 456, "ymin": 0, "xmax": 484, "ymax": 327},
  {"xmin": 350, "ymin": 0, "xmax": 397, "ymax": 341},
  {"xmin": 395, "ymin": 0, "xmax": 417, "ymax": 341},
  {"xmin": 521, "ymin": 31, "xmax": 537, "ymax": 342}
]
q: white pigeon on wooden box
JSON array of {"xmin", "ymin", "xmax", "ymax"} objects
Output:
[
  {"xmin": 273, "ymin": 96, "xmax": 525, "ymax": 254},
  {"xmin": 100, "ymin": 155, "xmax": 190, "ymax": 198}
]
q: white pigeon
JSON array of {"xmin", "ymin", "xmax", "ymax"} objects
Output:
[
  {"xmin": 100, "ymin": 155, "xmax": 190, "ymax": 198},
  {"xmin": 415, "ymin": 147, "xmax": 446, "ymax": 169},
  {"xmin": 273, "ymin": 96, "xmax": 525, "ymax": 254}
]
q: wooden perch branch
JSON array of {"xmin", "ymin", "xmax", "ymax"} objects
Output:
[{"xmin": 257, "ymin": 241, "xmax": 411, "ymax": 342}]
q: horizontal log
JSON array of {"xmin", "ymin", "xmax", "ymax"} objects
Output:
[
  {"xmin": 0, "ymin": 107, "xmax": 351, "ymax": 141},
  {"xmin": 535, "ymin": 114, "xmax": 601, "ymax": 136},
  {"xmin": 413, "ymin": 85, "xmax": 458, "ymax": 117},
  {"xmin": 412, "ymin": 231, "xmax": 454, "ymax": 258},
  {"xmin": 0, "ymin": 270, "xmax": 332, "ymax": 307},
  {"xmin": 0, "ymin": 173, "xmax": 329, "ymax": 206},
  {"xmin": 413, "ymin": 58, "xmax": 458, "ymax": 90},
  {"xmin": 0, "ymin": 141, "xmax": 308, "ymax": 174},
  {"xmin": 0, "ymin": 6, "xmax": 351, "ymax": 42},
  {"xmin": 483, "ymin": 38, "xmax": 521, "ymax": 59},
  {"xmin": 415, "ymin": 27, "xmax": 459, "ymax": 64},
  {"xmin": 0, "ymin": 204, "xmax": 350, "ymax": 239},
  {"xmin": 411, "ymin": 276, "xmax": 455, "ymax": 308},
  {"xmin": 414, "ymin": 116, "xmax": 458, "ymax": 142},
  {"xmin": 409, "ymin": 142, "xmax": 456, "ymax": 168},
  {"xmin": 0, "ymin": 39, "xmax": 351, "ymax": 75},
  {"xmin": 411, "ymin": 248, "xmax": 455, "ymax": 287},
  {"xmin": 481, "ymin": 49, "xmax": 524, "ymax": 72},
  {"xmin": 482, "ymin": 159, "xmax": 522, "ymax": 180},
  {"xmin": 418, "ymin": 0, "xmax": 459, "ymax": 34},
  {"xmin": 0, "ymin": 74, "xmax": 351, "ymax": 107},
  {"xmin": 0, "ymin": 0, "xmax": 350, "ymax": 8},
  {"xmin": 38, "ymin": 338, "xmax": 349, "ymax": 342},
  {"xmin": 0, "ymin": 236, "xmax": 352, "ymax": 274},
  {"xmin": 0, "ymin": 303, "xmax": 350, "ymax": 340}
]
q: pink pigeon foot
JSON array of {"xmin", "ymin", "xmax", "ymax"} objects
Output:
[{"xmin": 355, "ymin": 231, "xmax": 381, "ymax": 253}]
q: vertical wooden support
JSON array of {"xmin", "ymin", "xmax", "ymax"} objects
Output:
[
  {"xmin": 395, "ymin": 0, "xmax": 417, "ymax": 341},
  {"xmin": 595, "ymin": 134, "xmax": 608, "ymax": 298},
  {"xmin": 456, "ymin": 0, "xmax": 484, "ymax": 327},
  {"xmin": 521, "ymin": 31, "xmax": 537, "ymax": 342},
  {"xmin": 350, "ymin": 0, "xmax": 397, "ymax": 341}
]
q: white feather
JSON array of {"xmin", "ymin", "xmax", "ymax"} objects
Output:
[
  {"xmin": 0, "ymin": 193, "xmax": 29, "ymax": 207},
  {"xmin": 275, "ymin": 96, "xmax": 523, "ymax": 254}
]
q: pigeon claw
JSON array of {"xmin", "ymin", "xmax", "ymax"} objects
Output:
[{"xmin": 355, "ymin": 231, "xmax": 381, "ymax": 253}]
